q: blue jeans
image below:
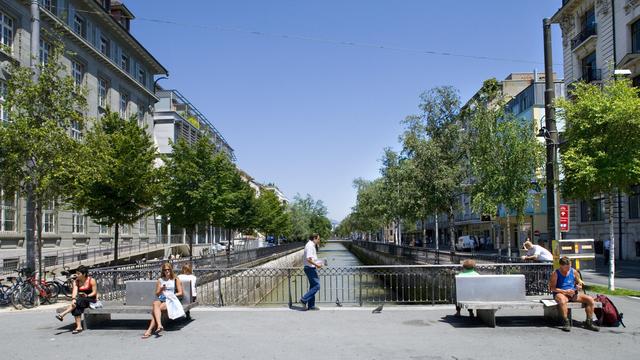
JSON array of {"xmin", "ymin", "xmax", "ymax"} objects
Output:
[{"xmin": 301, "ymin": 266, "xmax": 320, "ymax": 308}]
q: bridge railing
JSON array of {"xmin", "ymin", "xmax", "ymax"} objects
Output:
[
  {"xmin": 91, "ymin": 263, "xmax": 552, "ymax": 306},
  {"xmin": 352, "ymin": 240, "xmax": 522, "ymax": 264}
]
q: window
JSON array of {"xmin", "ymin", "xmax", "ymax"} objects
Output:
[
  {"xmin": 0, "ymin": 10, "xmax": 14, "ymax": 53},
  {"xmin": 42, "ymin": 200, "xmax": 56, "ymax": 234},
  {"xmin": 120, "ymin": 53, "xmax": 130, "ymax": 72},
  {"xmin": 72, "ymin": 210, "xmax": 86, "ymax": 234},
  {"xmin": 120, "ymin": 224, "xmax": 130, "ymax": 236},
  {"xmin": 581, "ymin": 52, "xmax": 598, "ymax": 82},
  {"xmin": 73, "ymin": 15, "xmax": 86, "ymax": 38},
  {"xmin": 137, "ymin": 67, "xmax": 146, "ymax": 86},
  {"xmin": 582, "ymin": 8, "xmax": 596, "ymax": 31},
  {"xmin": 99, "ymin": 36, "xmax": 110, "ymax": 57},
  {"xmin": 71, "ymin": 60, "xmax": 84, "ymax": 88},
  {"xmin": 120, "ymin": 92, "xmax": 129, "ymax": 118},
  {"xmin": 98, "ymin": 222, "xmax": 110, "ymax": 235},
  {"xmin": 70, "ymin": 120, "xmax": 82, "ymax": 140},
  {"xmin": 39, "ymin": 39, "xmax": 51, "ymax": 65},
  {"xmin": 98, "ymin": 77, "xmax": 108, "ymax": 108},
  {"xmin": 42, "ymin": 0, "xmax": 57, "ymax": 14},
  {"xmin": 137, "ymin": 102, "xmax": 145, "ymax": 127},
  {"xmin": 580, "ymin": 198, "xmax": 604, "ymax": 222},
  {"xmin": 139, "ymin": 217, "xmax": 147, "ymax": 236},
  {"xmin": 0, "ymin": 80, "xmax": 8, "ymax": 122},
  {"xmin": 630, "ymin": 187, "xmax": 640, "ymax": 219},
  {"xmin": 0, "ymin": 189, "xmax": 17, "ymax": 232}
]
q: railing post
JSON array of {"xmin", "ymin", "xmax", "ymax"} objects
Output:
[
  {"xmin": 287, "ymin": 269, "xmax": 292, "ymax": 308},
  {"xmin": 358, "ymin": 273, "xmax": 363, "ymax": 306},
  {"xmin": 217, "ymin": 269, "xmax": 224, "ymax": 307}
]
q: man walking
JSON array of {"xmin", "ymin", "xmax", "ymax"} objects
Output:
[{"xmin": 300, "ymin": 234, "xmax": 322, "ymax": 310}]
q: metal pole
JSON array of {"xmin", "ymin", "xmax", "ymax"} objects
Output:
[
  {"xmin": 543, "ymin": 18, "xmax": 560, "ymax": 245},
  {"xmin": 435, "ymin": 213, "xmax": 439, "ymax": 264}
]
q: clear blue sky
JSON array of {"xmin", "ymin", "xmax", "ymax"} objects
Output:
[{"xmin": 126, "ymin": 0, "xmax": 564, "ymax": 222}]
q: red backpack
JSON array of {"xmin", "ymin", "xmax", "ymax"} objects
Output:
[{"xmin": 594, "ymin": 294, "xmax": 625, "ymax": 327}]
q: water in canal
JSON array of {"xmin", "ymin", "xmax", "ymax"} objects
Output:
[{"xmin": 257, "ymin": 242, "xmax": 393, "ymax": 307}]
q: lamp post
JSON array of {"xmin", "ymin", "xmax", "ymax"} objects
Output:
[{"xmin": 537, "ymin": 124, "xmax": 562, "ymax": 246}]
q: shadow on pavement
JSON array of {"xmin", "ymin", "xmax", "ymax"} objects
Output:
[
  {"xmin": 289, "ymin": 305, "xmax": 308, "ymax": 311},
  {"xmin": 440, "ymin": 314, "xmax": 553, "ymax": 329}
]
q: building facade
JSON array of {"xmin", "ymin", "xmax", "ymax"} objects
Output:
[
  {"xmin": 552, "ymin": 0, "xmax": 640, "ymax": 261},
  {"xmin": 0, "ymin": 0, "xmax": 167, "ymax": 268}
]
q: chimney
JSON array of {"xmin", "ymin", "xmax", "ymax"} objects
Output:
[{"xmin": 109, "ymin": 1, "xmax": 134, "ymax": 32}]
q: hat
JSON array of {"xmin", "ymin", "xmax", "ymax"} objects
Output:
[{"xmin": 522, "ymin": 240, "xmax": 533, "ymax": 250}]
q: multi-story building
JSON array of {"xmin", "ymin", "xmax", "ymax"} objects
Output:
[
  {"xmin": 152, "ymin": 88, "xmax": 235, "ymax": 247},
  {"xmin": 0, "ymin": 0, "xmax": 168, "ymax": 268},
  {"xmin": 417, "ymin": 73, "xmax": 564, "ymax": 254},
  {"xmin": 552, "ymin": 0, "xmax": 640, "ymax": 261}
]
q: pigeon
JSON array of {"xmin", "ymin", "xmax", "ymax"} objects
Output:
[
  {"xmin": 336, "ymin": 298, "xmax": 343, "ymax": 307},
  {"xmin": 372, "ymin": 304, "xmax": 384, "ymax": 314}
]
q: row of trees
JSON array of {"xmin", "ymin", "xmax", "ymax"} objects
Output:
[
  {"xmin": 337, "ymin": 81, "xmax": 544, "ymax": 254},
  {"xmin": 0, "ymin": 41, "xmax": 331, "ymax": 273}
]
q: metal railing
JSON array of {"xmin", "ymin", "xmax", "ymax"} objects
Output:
[
  {"xmin": 579, "ymin": 68, "xmax": 602, "ymax": 83},
  {"xmin": 90, "ymin": 263, "xmax": 552, "ymax": 306},
  {"xmin": 352, "ymin": 240, "xmax": 521, "ymax": 264},
  {"xmin": 571, "ymin": 24, "xmax": 597, "ymax": 49},
  {"xmin": 95, "ymin": 242, "xmax": 304, "ymax": 271}
]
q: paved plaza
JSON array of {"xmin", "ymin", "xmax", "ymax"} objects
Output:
[{"xmin": 1, "ymin": 296, "xmax": 638, "ymax": 360}]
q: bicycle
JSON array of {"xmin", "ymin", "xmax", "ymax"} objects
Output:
[
  {"xmin": 0, "ymin": 275, "xmax": 27, "ymax": 309},
  {"xmin": 15, "ymin": 268, "xmax": 58, "ymax": 308},
  {"xmin": 46, "ymin": 268, "xmax": 75, "ymax": 298}
]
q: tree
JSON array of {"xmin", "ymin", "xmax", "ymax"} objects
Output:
[
  {"xmin": 289, "ymin": 194, "xmax": 332, "ymax": 241},
  {"xmin": 0, "ymin": 41, "xmax": 86, "ymax": 276},
  {"xmin": 158, "ymin": 137, "xmax": 219, "ymax": 259},
  {"xmin": 556, "ymin": 79, "xmax": 640, "ymax": 290},
  {"xmin": 71, "ymin": 110, "xmax": 158, "ymax": 264},
  {"xmin": 223, "ymin": 172, "xmax": 258, "ymax": 236},
  {"xmin": 350, "ymin": 178, "xmax": 387, "ymax": 240},
  {"xmin": 401, "ymin": 87, "xmax": 467, "ymax": 252},
  {"xmin": 255, "ymin": 189, "xmax": 291, "ymax": 241},
  {"xmin": 467, "ymin": 80, "xmax": 544, "ymax": 256}
]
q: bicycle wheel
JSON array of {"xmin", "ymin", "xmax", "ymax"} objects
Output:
[
  {"xmin": 18, "ymin": 283, "xmax": 38, "ymax": 309},
  {"xmin": 0, "ymin": 285, "xmax": 11, "ymax": 306},
  {"xmin": 44, "ymin": 282, "xmax": 59, "ymax": 304},
  {"xmin": 62, "ymin": 280, "xmax": 74, "ymax": 297},
  {"xmin": 11, "ymin": 286, "xmax": 23, "ymax": 310}
]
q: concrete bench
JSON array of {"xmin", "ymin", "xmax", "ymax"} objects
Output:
[
  {"xmin": 58, "ymin": 280, "xmax": 197, "ymax": 329},
  {"xmin": 455, "ymin": 275, "xmax": 600, "ymax": 328}
]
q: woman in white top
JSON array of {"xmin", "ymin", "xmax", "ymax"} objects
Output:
[
  {"xmin": 142, "ymin": 263, "xmax": 183, "ymax": 339},
  {"xmin": 178, "ymin": 263, "xmax": 197, "ymax": 302}
]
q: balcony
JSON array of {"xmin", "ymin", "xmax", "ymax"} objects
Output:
[
  {"xmin": 571, "ymin": 24, "xmax": 597, "ymax": 50},
  {"xmin": 579, "ymin": 68, "xmax": 602, "ymax": 83}
]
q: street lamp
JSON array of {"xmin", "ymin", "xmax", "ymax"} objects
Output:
[{"xmin": 536, "ymin": 122, "xmax": 562, "ymax": 246}]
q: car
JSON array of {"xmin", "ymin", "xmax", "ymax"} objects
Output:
[
  {"xmin": 455, "ymin": 235, "xmax": 478, "ymax": 252},
  {"xmin": 211, "ymin": 243, "xmax": 226, "ymax": 254}
]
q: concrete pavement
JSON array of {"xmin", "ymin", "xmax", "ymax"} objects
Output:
[{"xmin": 1, "ymin": 297, "xmax": 638, "ymax": 360}]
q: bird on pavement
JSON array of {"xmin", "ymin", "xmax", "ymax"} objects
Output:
[
  {"xmin": 336, "ymin": 297, "xmax": 342, "ymax": 307},
  {"xmin": 372, "ymin": 304, "xmax": 384, "ymax": 314}
]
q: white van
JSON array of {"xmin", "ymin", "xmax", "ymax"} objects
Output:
[{"xmin": 455, "ymin": 235, "xmax": 478, "ymax": 251}]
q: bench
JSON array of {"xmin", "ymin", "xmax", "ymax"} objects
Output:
[
  {"xmin": 455, "ymin": 275, "xmax": 601, "ymax": 328},
  {"xmin": 57, "ymin": 280, "xmax": 198, "ymax": 329}
]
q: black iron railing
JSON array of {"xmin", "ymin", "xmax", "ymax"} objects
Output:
[
  {"xmin": 571, "ymin": 24, "xmax": 597, "ymax": 49},
  {"xmin": 580, "ymin": 68, "xmax": 602, "ymax": 83}
]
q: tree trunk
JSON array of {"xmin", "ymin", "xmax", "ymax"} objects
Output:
[
  {"xmin": 35, "ymin": 201, "xmax": 43, "ymax": 280},
  {"xmin": 506, "ymin": 213, "xmax": 511, "ymax": 258},
  {"xmin": 25, "ymin": 184, "xmax": 36, "ymax": 271},
  {"xmin": 398, "ymin": 218, "xmax": 402, "ymax": 245},
  {"xmin": 422, "ymin": 219, "xmax": 427, "ymax": 248},
  {"xmin": 448, "ymin": 206, "xmax": 455, "ymax": 258},
  {"xmin": 608, "ymin": 191, "xmax": 616, "ymax": 291},
  {"xmin": 188, "ymin": 228, "xmax": 194, "ymax": 261},
  {"xmin": 114, "ymin": 223, "xmax": 119, "ymax": 265}
]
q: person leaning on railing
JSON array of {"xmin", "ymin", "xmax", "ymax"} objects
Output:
[{"xmin": 55, "ymin": 265, "xmax": 98, "ymax": 334}]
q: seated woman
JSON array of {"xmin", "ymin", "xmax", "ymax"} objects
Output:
[
  {"xmin": 142, "ymin": 263, "xmax": 184, "ymax": 339},
  {"xmin": 178, "ymin": 263, "xmax": 197, "ymax": 302},
  {"xmin": 55, "ymin": 265, "xmax": 98, "ymax": 334}
]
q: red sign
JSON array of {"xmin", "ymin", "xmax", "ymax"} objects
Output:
[
  {"xmin": 559, "ymin": 204, "xmax": 570, "ymax": 232},
  {"xmin": 534, "ymin": 230, "xmax": 541, "ymax": 236}
]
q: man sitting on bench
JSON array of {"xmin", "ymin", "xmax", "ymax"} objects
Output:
[{"xmin": 549, "ymin": 256, "xmax": 599, "ymax": 332}]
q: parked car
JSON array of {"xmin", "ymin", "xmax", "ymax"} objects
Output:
[{"xmin": 455, "ymin": 235, "xmax": 478, "ymax": 252}]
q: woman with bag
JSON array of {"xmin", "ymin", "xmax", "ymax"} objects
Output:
[
  {"xmin": 142, "ymin": 263, "xmax": 184, "ymax": 339},
  {"xmin": 55, "ymin": 265, "xmax": 98, "ymax": 334}
]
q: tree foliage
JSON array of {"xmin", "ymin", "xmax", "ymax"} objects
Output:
[{"xmin": 289, "ymin": 194, "xmax": 332, "ymax": 241}]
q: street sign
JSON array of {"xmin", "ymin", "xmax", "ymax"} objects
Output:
[
  {"xmin": 559, "ymin": 204, "xmax": 569, "ymax": 232},
  {"xmin": 534, "ymin": 230, "xmax": 540, "ymax": 236}
]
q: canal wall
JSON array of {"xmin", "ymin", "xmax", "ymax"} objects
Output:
[
  {"xmin": 348, "ymin": 243, "xmax": 421, "ymax": 266},
  {"xmin": 198, "ymin": 248, "xmax": 304, "ymax": 306}
]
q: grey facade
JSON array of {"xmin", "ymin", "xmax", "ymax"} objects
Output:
[{"xmin": 0, "ymin": 0, "xmax": 167, "ymax": 267}]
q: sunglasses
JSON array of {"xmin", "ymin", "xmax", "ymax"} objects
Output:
[{"xmin": 162, "ymin": 268, "xmax": 171, "ymax": 272}]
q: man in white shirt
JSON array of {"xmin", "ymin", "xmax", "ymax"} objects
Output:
[
  {"xmin": 300, "ymin": 234, "xmax": 322, "ymax": 310},
  {"xmin": 521, "ymin": 240, "xmax": 553, "ymax": 262}
]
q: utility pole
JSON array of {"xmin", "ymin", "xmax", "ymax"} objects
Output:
[
  {"xmin": 543, "ymin": 18, "xmax": 561, "ymax": 249},
  {"xmin": 25, "ymin": 0, "xmax": 41, "ymax": 273}
]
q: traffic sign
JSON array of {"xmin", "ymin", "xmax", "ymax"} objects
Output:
[{"xmin": 559, "ymin": 204, "xmax": 570, "ymax": 232}]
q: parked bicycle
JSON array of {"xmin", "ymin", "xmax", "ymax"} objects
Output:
[
  {"xmin": 14, "ymin": 268, "xmax": 58, "ymax": 308},
  {"xmin": 46, "ymin": 268, "xmax": 75, "ymax": 298}
]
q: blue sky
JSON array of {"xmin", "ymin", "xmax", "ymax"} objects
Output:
[{"xmin": 126, "ymin": 0, "xmax": 564, "ymax": 221}]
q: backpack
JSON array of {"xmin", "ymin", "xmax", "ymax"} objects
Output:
[{"xmin": 594, "ymin": 294, "xmax": 625, "ymax": 327}]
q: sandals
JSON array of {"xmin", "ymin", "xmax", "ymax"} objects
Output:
[
  {"xmin": 154, "ymin": 327, "xmax": 164, "ymax": 335},
  {"xmin": 141, "ymin": 332, "xmax": 152, "ymax": 339},
  {"xmin": 55, "ymin": 314, "xmax": 64, "ymax": 322},
  {"xmin": 71, "ymin": 329, "xmax": 83, "ymax": 334}
]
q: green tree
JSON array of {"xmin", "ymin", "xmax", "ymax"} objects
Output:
[
  {"xmin": 255, "ymin": 189, "xmax": 291, "ymax": 241},
  {"xmin": 289, "ymin": 194, "xmax": 332, "ymax": 242},
  {"xmin": 0, "ymin": 41, "xmax": 86, "ymax": 275},
  {"xmin": 350, "ymin": 178, "xmax": 387, "ymax": 240},
  {"xmin": 467, "ymin": 81, "xmax": 544, "ymax": 256},
  {"xmin": 401, "ymin": 87, "xmax": 467, "ymax": 252},
  {"xmin": 158, "ymin": 137, "xmax": 219, "ymax": 259},
  {"xmin": 72, "ymin": 110, "xmax": 158, "ymax": 264},
  {"xmin": 556, "ymin": 79, "xmax": 640, "ymax": 290}
]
